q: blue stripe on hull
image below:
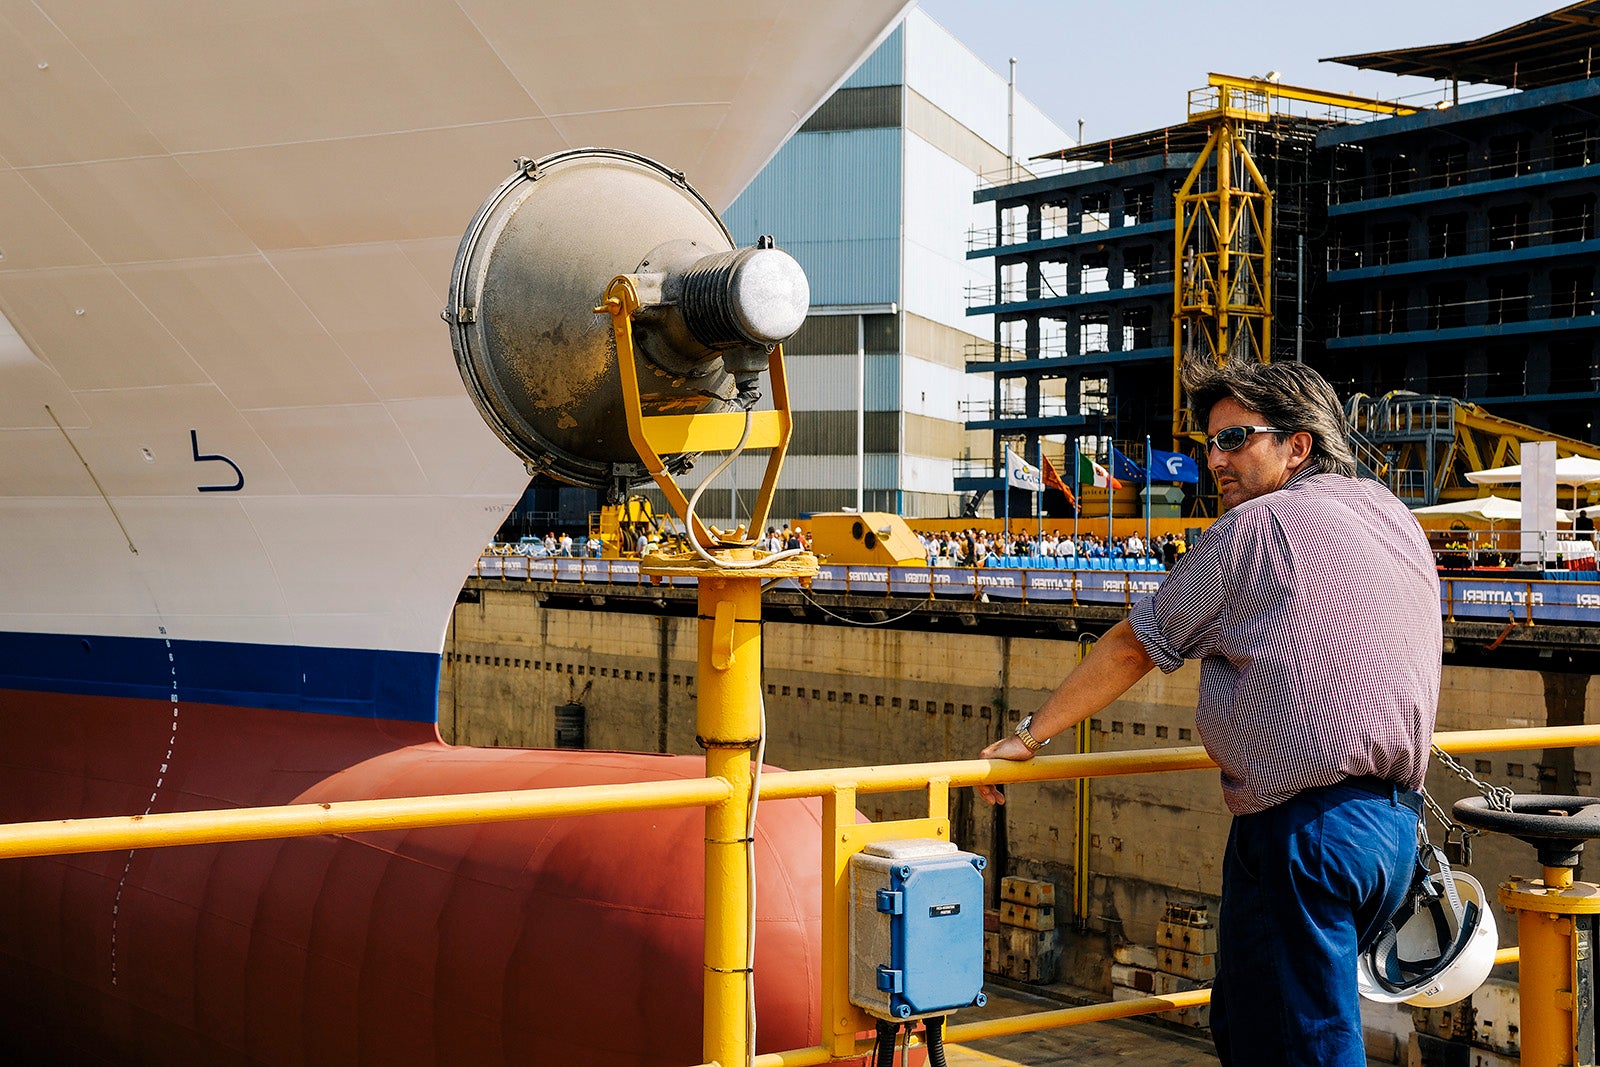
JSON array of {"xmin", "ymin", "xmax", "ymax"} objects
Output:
[{"xmin": 0, "ymin": 632, "xmax": 440, "ymax": 723}]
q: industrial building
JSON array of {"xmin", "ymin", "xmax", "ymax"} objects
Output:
[
  {"xmin": 717, "ymin": 9, "xmax": 1068, "ymax": 520},
  {"xmin": 967, "ymin": 2, "xmax": 1600, "ymax": 516},
  {"xmin": 497, "ymin": 10, "xmax": 1069, "ymax": 536}
]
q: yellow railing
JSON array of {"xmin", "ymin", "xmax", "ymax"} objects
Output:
[{"xmin": 0, "ymin": 724, "xmax": 1593, "ymax": 1065}]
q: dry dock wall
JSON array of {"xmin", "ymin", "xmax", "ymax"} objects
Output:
[{"xmin": 442, "ymin": 587, "xmax": 1599, "ymax": 993}]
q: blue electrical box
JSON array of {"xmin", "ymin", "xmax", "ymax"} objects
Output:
[{"xmin": 848, "ymin": 839, "xmax": 987, "ymax": 1021}]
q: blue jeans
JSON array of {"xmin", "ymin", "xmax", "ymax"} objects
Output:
[{"xmin": 1211, "ymin": 781, "xmax": 1420, "ymax": 1067}]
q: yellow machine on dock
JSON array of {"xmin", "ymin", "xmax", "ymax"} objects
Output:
[{"xmin": 804, "ymin": 512, "xmax": 927, "ymax": 566}]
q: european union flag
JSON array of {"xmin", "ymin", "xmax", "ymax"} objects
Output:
[
  {"xmin": 1149, "ymin": 448, "xmax": 1201, "ymax": 484},
  {"xmin": 1111, "ymin": 447, "xmax": 1144, "ymax": 482}
]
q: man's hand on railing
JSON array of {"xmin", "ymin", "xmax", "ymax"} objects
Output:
[{"xmin": 976, "ymin": 733, "xmax": 1036, "ymax": 805}]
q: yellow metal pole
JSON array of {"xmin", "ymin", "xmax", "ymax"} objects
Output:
[
  {"xmin": 1216, "ymin": 122, "xmax": 1233, "ymax": 362},
  {"xmin": 1514, "ymin": 909, "xmax": 1572, "ymax": 1067},
  {"xmin": 698, "ymin": 572, "xmax": 765, "ymax": 1067},
  {"xmin": 1501, "ymin": 865, "xmax": 1599, "ymax": 1067}
]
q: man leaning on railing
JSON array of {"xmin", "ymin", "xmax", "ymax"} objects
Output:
[{"xmin": 978, "ymin": 359, "xmax": 1441, "ymax": 1067}]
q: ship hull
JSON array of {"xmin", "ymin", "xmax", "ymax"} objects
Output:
[{"xmin": 0, "ymin": 687, "xmax": 827, "ymax": 1064}]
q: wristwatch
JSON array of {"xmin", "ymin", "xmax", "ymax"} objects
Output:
[{"xmin": 1014, "ymin": 714, "xmax": 1050, "ymax": 753}]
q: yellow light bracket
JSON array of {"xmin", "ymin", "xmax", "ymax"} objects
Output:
[{"xmin": 597, "ymin": 274, "xmax": 793, "ymax": 549}]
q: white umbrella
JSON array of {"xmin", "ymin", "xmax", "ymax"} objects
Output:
[
  {"xmin": 1410, "ymin": 494, "xmax": 1571, "ymax": 528},
  {"xmin": 1410, "ymin": 495, "xmax": 1527, "ymax": 523},
  {"xmin": 1465, "ymin": 455, "xmax": 1600, "ymax": 507}
]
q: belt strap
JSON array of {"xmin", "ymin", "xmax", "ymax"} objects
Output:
[{"xmin": 1344, "ymin": 775, "xmax": 1424, "ymax": 814}]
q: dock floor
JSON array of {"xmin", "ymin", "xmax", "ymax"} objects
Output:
[{"xmin": 946, "ymin": 987, "xmax": 1219, "ymax": 1066}]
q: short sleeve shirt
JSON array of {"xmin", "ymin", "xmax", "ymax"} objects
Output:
[{"xmin": 1128, "ymin": 465, "xmax": 1442, "ymax": 815}]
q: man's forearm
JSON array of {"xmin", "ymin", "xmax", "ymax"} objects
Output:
[{"xmin": 1027, "ymin": 619, "xmax": 1156, "ymax": 744}]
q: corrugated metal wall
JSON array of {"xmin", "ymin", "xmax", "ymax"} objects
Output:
[
  {"xmin": 697, "ymin": 13, "xmax": 1070, "ymax": 521},
  {"xmin": 841, "ymin": 24, "xmax": 902, "ymax": 89},
  {"xmin": 724, "ymin": 129, "xmax": 902, "ymax": 307}
]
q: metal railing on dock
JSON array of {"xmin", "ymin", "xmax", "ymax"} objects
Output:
[{"xmin": 0, "ymin": 725, "xmax": 1594, "ymax": 1065}]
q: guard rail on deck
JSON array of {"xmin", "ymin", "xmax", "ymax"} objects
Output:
[
  {"xmin": 0, "ymin": 725, "xmax": 1593, "ymax": 1066},
  {"xmin": 472, "ymin": 555, "xmax": 1600, "ymax": 625}
]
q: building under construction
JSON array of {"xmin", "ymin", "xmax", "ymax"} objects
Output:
[{"xmin": 967, "ymin": 2, "xmax": 1600, "ymax": 515}]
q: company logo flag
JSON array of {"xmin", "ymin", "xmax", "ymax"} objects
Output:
[
  {"xmin": 1149, "ymin": 448, "xmax": 1201, "ymax": 484},
  {"xmin": 1111, "ymin": 447, "xmax": 1144, "ymax": 482},
  {"xmin": 1041, "ymin": 454, "xmax": 1076, "ymax": 508},
  {"xmin": 1005, "ymin": 448, "xmax": 1044, "ymax": 491},
  {"xmin": 1077, "ymin": 453, "xmax": 1122, "ymax": 490}
]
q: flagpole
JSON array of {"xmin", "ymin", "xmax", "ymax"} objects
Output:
[
  {"xmin": 1072, "ymin": 438, "xmax": 1080, "ymax": 556},
  {"xmin": 1145, "ymin": 433, "xmax": 1152, "ymax": 555},
  {"xmin": 1003, "ymin": 447, "xmax": 1011, "ymax": 545},
  {"xmin": 1035, "ymin": 438, "xmax": 1043, "ymax": 543},
  {"xmin": 1106, "ymin": 445, "xmax": 1113, "ymax": 553}
]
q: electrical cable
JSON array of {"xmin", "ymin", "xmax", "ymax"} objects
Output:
[
  {"xmin": 792, "ymin": 585, "xmax": 934, "ymax": 627},
  {"xmin": 684, "ymin": 408, "xmax": 805, "ymax": 570},
  {"xmin": 924, "ymin": 1016, "xmax": 949, "ymax": 1067},
  {"xmin": 676, "ymin": 396, "xmax": 820, "ymax": 1063},
  {"xmin": 743, "ymin": 679, "xmax": 768, "ymax": 1067},
  {"xmin": 872, "ymin": 1020, "xmax": 898, "ymax": 1067}
]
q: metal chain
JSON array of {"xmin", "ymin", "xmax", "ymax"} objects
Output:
[
  {"xmin": 1431, "ymin": 744, "xmax": 1514, "ymax": 811},
  {"xmin": 1419, "ymin": 745, "xmax": 1515, "ymax": 866}
]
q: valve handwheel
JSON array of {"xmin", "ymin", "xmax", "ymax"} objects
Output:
[{"xmin": 1453, "ymin": 794, "xmax": 1600, "ymax": 869}]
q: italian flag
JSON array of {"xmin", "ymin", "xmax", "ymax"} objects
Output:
[{"xmin": 1078, "ymin": 454, "xmax": 1123, "ymax": 490}]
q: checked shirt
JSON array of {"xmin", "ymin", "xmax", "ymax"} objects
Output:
[{"xmin": 1128, "ymin": 463, "xmax": 1441, "ymax": 815}]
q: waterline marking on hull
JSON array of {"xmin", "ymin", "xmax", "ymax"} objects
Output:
[{"xmin": 111, "ymin": 631, "xmax": 181, "ymax": 986}]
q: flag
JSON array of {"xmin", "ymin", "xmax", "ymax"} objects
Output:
[
  {"xmin": 1041, "ymin": 454, "xmax": 1076, "ymax": 508},
  {"xmin": 1077, "ymin": 453, "xmax": 1123, "ymax": 490},
  {"xmin": 1005, "ymin": 448, "xmax": 1044, "ymax": 491},
  {"xmin": 1111, "ymin": 447, "xmax": 1144, "ymax": 482},
  {"xmin": 1149, "ymin": 448, "xmax": 1201, "ymax": 484}
]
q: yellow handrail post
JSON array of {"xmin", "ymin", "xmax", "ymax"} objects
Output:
[
  {"xmin": 642, "ymin": 553, "xmax": 812, "ymax": 1067},
  {"xmin": 698, "ymin": 573, "xmax": 765, "ymax": 1067}
]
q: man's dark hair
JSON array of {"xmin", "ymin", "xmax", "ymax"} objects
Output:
[{"xmin": 1181, "ymin": 358, "xmax": 1357, "ymax": 478}]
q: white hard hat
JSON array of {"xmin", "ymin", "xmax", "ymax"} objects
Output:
[{"xmin": 1357, "ymin": 867, "xmax": 1497, "ymax": 1007}]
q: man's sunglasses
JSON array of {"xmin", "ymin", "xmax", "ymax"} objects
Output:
[{"xmin": 1206, "ymin": 425, "xmax": 1281, "ymax": 452}]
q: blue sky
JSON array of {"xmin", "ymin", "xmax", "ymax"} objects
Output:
[{"xmin": 917, "ymin": 1, "xmax": 1565, "ymax": 144}]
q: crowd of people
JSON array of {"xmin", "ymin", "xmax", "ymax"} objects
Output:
[
  {"xmin": 915, "ymin": 529, "xmax": 1188, "ymax": 568},
  {"xmin": 495, "ymin": 525, "xmax": 1190, "ymax": 564},
  {"xmin": 501, "ymin": 531, "xmax": 606, "ymax": 558}
]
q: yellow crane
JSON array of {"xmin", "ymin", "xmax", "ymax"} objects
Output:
[{"xmin": 1171, "ymin": 74, "xmax": 1414, "ymax": 444}]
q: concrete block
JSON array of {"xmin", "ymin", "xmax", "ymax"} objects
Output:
[
  {"xmin": 1467, "ymin": 1050, "xmax": 1517, "ymax": 1067},
  {"xmin": 1000, "ymin": 900, "xmax": 1055, "ymax": 931},
  {"xmin": 1111, "ymin": 963, "xmax": 1198, "ymax": 997},
  {"xmin": 1411, "ymin": 1002, "xmax": 1471, "ymax": 1042},
  {"xmin": 998, "ymin": 925, "xmax": 1059, "ymax": 983},
  {"xmin": 1000, "ymin": 876, "xmax": 1056, "ymax": 908},
  {"xmin": 1362, "ymin": 1025, "xmax": 1400, "ymax": 1065},
  {"xmin": 1000, "ymin": 947, "xmax": 1060, "ymax": 984},
  {"xmin": 1468, "ymin": 978, "xmax": 1519, "ymax": 1056},
  {"xmin": 1001, "ymin": 925, "xmax": 1057, "ymax": 963},
  {"xmin": 1154, "ymin": 946, "xmax": 1216, "ymax": 981},
  {"xmin": 1172, "ymin": 1003, "xmax": 1211, "ymax": 1031},
  {"xmin": 983, "ymin": 930, "xmax": 1001, "ymax": 975},
  {"xmin": 1110, "ymin": 963, "xmax": 1156, "ymax": 994},
  {"xmin": 984, "ymin": 908, "xmax": 1001, "ymax": 933},
  {"xmin": 1155, "ymin": 918, "xmax": 1218, "ymax": 955},
  {"xmin": 1406, "ymin": 1031, "xmax": 1470, "ymax": 1067},
  {"xmin": 1112, "ymin": 942, "xmax": 1161, "ymax": 970}
]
